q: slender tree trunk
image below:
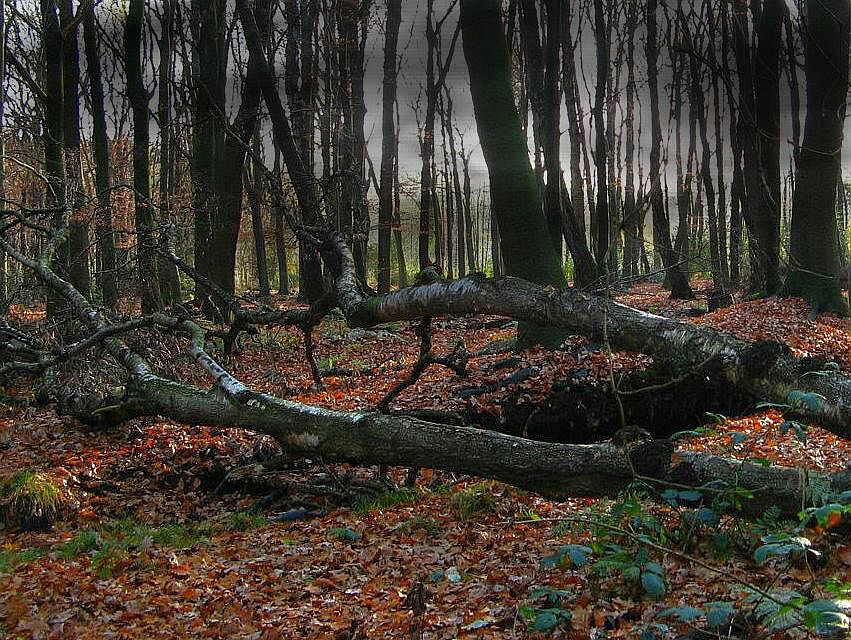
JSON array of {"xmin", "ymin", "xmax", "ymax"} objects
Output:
[
  {"xmin": 246, "ymin": 134, "xmax": 270, "ymax": 301},
  {"xmin": 646, "ymin": 0, "xmax": 693, "ymax": 299},
  {"xmin": 42, "ymin": 0, "xmax": 69, "ymax": 318},
  {"xmin": 238, "ymin": 0, "xmax": 324, "ymax": 303},
  {"xmin": 189, "ymin": 0, "xmax": 225, "ymax": 299},
  {"xmin": 125, "ymin": 0, "xmax": 161, "ymax": 313},
  {"xmin": 0, "ymin": 0, "xmax": 7, "ymax": 308},
  {"xmin": 82, "ymin": 5, "xmax": 117, "ymax": 309},
  {"xmin": 393, "ymin": 100, "xmax": 408, "ymax": 287},
  {"xmin": 157, "ymin": 0, "xmax": 181, "ymax": 306},
  {"xmin": 681, "ymin": 12, "xmax": 722, "ymax": 290},
  {"xmin": 783, "ymin": 0, "xmax": 849, "ymax": 313},
  {"xmin": 460, "ymin": 0, "xmax": 568, "ymax": 348},
  {"xmin": 377, "ymin": 0, "xmax": 401, "ymax": 293},
  {"xmin": 272, "ymin": 150, "xmax": 289, "ymax": 295},
  {"xmin": 592, "ymin": 0, "xmax": 609, "ymax": 275},
  {"xmin": 418, "ymin": 0, "xmax": 437, "ymax": 269},
  {"xmin": 59, "ymin": 0, "xmax": 91, "ymax": 300}
]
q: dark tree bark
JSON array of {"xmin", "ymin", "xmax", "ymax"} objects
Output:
[
  {"xmin": 0, "ymin": 0, "xmax": 5, "ymax": 308},
  {"xmin": 282, "ymin": 0, "xmax": 321, "ymax": 302},
  {"xmin": 237, "ymin": 0, "xmax": 325, "ymax": 303},
  {"xmin": 377, "ymin": 0, "xmax": 401, "ymax": 294},
  {"xmin": 246, "ymin": 133, "xmax": 271, "ymax": 301},
  {"xmin": 125, "ymin": 0, "xmax": 162, "ymax": 313},
  {"xmin": 752, "ymin": 0, "xmax": 783, "ymax": 296},
  {"xmin": 722, "ymin": 0, "xmax": 744, "ymax": 285},
  {"xmin": 272, "ymin": 151, "xmax": 289, "ymax": 295},
  {"xmin": 783, "ymin": 0, "xmax": 849, "ymax": 313},
  {"xmin": 41, "ymin": 0, "xmax": 69, "ymax": 317},
  {"xmin": 592, "ymin": 0, "xmax": 609, "ymax": 275},
  {"xmin": 732, "ymin": 0, "xmax": 782, "ymax": 295},
  {"xmin": 418, "ymin": 0, "xmax": 438, "ymax": 270},
  {"xmin": 460, "ymin": 0, "xmax": 568, "ymax": 348},
  {"xmin": 646, "ymin": 0, "xmax": 693, "ymax": 299},
  {"xmin": 156, "ymin": 0, "xmax": 181, "ymax": 307},
  {"xmin": 189, "ymin": 0, "xmax": 225, "ymax": 299},
  {"xmin": 561, "ymin": 6, "xmax": 595, "ymax": 288},
  {"xmin": 82, "ymin": 5, "xmax": 117, "ymax": 309},
  {"xmin": 621, "ymin": 3, "xmax": 639, "ymax": 281},
  {"xmin": 681, "ymin": 11, "xmax": 723, "ymax": 291},
  {"xmin": 59, "ymin": 0, "xmax": 90, "ymax": 301}
]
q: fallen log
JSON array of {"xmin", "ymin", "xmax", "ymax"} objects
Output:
[
  {"xmin": 4, "ymin": 220, "xmax": 850, "ymax": 520},
  {"xmin": 97, "ymin": 374, "xmax": 851, "ymax": 518},
  {"xmin": 320, "ymin": 236, "xmax": 851, "ymax": 440}
]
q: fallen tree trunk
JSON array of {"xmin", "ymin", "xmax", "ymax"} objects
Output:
[
  {"xmin": 320, "ymin": 236, "xmax": 851, "ymax": 440},
  {"xmin": 4, "ymin": 217, "xmax": 850, "ymax": 521},
  {"xmin": 96, "ymin": 374, "xmax": 851, "ymax": 518}
]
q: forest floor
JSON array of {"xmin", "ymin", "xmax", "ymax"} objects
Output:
[{"xmin": 0, "ymin": 282, "xmax": 850, "ymax": 639}]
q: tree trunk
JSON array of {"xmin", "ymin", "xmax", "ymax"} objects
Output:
[
  {"xmin": 0, "ymin": 0, "xmax": 6, "ymax": 309},
  {"xmin": 189, "ymin": 0, "xmax": 225, "ymax": 300},
  {"xmin": 23, "ymin": 234, "xmax": 851, "ymax": 519},
  {"xmin": 247, "ymin": 134, "xmax": 270, "ymax": 301},
  {"xmin": 646, "ymin": 0, "xmax": 693, "ymax": 299},
  {"xmin": 460, "ymin": 0, "xmax": 567, "ymax": 348},
  {"xmin": 156, "ymin": 0, "xmax": 181, "ymax": 307},
  {"xmin": 237, "ymin": 0, "xmax": 324, "ymax": 302},
  {"xmin": 125, "ymin": 0, "xmax": 162, "ymax": 314},
  {"xmin": 59, "ymin": 0, "xmax": 91, "ymax": 301},
  {"xmin": 592, "ymin": 0, "xmax": 609, "ymax": 276},
  {"xmin": 82, "ymin": 5, "xmax": 117, "ymax": 309},
  {"xmin": 783, "ymin": 0, "xmax": 849, "ymax": 314},
  {"xmin": 377, "ymin": 0, "xmax": 401, "ymax": 293}
]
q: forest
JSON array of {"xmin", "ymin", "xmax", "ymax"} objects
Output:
[{"xmin": 0, "ymin": 0, "xmax": 850, "ymax": 638}]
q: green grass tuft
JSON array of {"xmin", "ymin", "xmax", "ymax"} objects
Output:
[
  {"xmin": 450, "ymin": 483, "xmax": 497, "ymax": 521},
  {"xmin": 352, "ymin": 487, "xmax": 422, "ymax": 514},
  {"xmin": 0, "ymin": 469, "xmax": 69, "ymax": 531}
]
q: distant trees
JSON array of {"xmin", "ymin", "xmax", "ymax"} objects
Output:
[{"xmin": 0, "ymin": 0, "xmax": 847, "ymax": 320}]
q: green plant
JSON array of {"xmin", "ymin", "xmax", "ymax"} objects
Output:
[
  {"xmin": 449, "ymin": 483, "xmax": 496, "ymax": 521},
  {"xmin": 56, "ymin": 530, "xmax": 100, "ymax": 560},
  {"xmin": 0, "ymin": 470, "xmax": 70, "ymax": 531},
  {"xmin": 0, "ymin": 547, "xmax": 46, "ymax": 573},
  {"xmin": 520, "ymin": 586, "xmax": 573, "ymax": 633}
]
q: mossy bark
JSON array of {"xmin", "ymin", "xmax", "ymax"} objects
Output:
[
  {"xmin": 460, "ymin": 0, "xmax": 568, "ymax": 348},
  {"xmin": 783, "ymin": 0, "xmax": 849, "ymax": 315}
]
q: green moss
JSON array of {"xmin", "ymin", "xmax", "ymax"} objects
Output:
[{"xmin": 782, "ymin": 271, "xmax": 849, "ymax": 316}]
